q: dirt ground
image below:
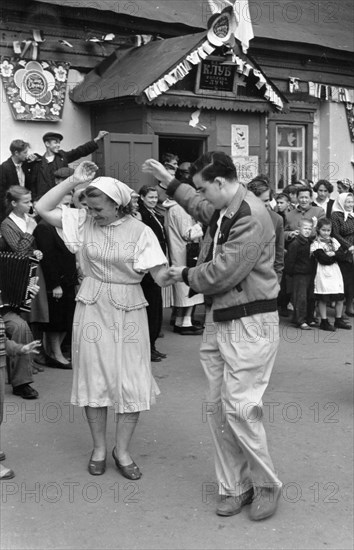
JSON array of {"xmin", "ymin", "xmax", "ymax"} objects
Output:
[{"xmin": 1, "ymin": 309, "xmax": 353, "ymax": 550}]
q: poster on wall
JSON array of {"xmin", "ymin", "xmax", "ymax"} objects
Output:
[
  {"xmin": 232, "ymin": 156, "xmax": 259, "ymax": 184},
  {"xmin": 0, "ymin": 58, "xmax": 70, "ymax": 121},
  {"xmin": 231, "ymin": 124, "xmax": 249, "ymax": 156}
]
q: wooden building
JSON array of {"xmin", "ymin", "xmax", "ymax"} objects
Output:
[{"xmin": 1, "ymin": 0, "xmax": 353, "ymax": 190}]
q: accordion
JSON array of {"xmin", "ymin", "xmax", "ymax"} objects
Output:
[{"xmin": 0, "ymin": 252, "xmax": 39, "ymax": 312}]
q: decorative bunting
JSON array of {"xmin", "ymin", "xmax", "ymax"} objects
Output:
[
  {"xmin": 309, "ymin": 81, "xmax": 354, "ymax": 106},
  {"xmin": 0, "ymin": 58, "xmax": 70, "ymax": 121},
  {"xmin": 143, "ymin": 37, "xmax": 284, "ymax": 111}
]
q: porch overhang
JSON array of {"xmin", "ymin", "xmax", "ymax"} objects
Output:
[{"xmin": 70, "ymin": 32, "xmax": 287, "ymax": 112}]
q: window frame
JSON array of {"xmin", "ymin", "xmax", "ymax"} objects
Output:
[{"xmin": 268, "ymin": 110, "xmax": 314, "ymax": 192}]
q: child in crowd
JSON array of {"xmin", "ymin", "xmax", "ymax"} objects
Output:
[
  {"xmin": 282, "ymin": 185, "xmax": 298, "ymax": 208},
  {"xmin": 284, "ymin": 218, "xmax": 316, "ymax": 329},
  {"xmin": 310, "ymin": 218, "xmax": 352, "ymax": 331},
  {"xmin": 276, "ymin": 193, "xmax": 291, "ymax": 222},
  {"xmin": 276, "ymin": 193, "xmax": 291, "ymax": 315},
  {"xmin": 0, "ymin": 313, "xmax": 41, "ymax": 479}
]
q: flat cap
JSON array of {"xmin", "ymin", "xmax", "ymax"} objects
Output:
[
  {"xmin": 42, "ymin": 132, "xmax": 63, "ymax": 142},
  {"xmin": 54, "ymin": 167, "xmax": 74, "ymax": 179}
]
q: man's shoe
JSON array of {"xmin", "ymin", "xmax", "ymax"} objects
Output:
[
  {"xmin": 249, "ymin": 486, "xmax": 281, "ymax": 521},
  {"xmin": 216, "ymin": 488, "xmax": 254, "ymax": 516},
  {"xmin": 299, "ymin": 323, "xmax": 312, "ymax": 330},
  {"xmin": 345, "ymin": 310, "xmax": 354, "ymax": 317},
  {"xmin": 153, "ymin": 349, "xmax": 167, "ymax": 359},
  {"xmin": 319, "ymin": 319, "xmax": 336, "ymax": 332},
  {"xmin": 13, "ymin": 384, "xmax": 39, "ymax": 399},
  {"xmin": 334, "ymin": 318, "xmax": 352, "ymax": 330},
  {"xmin": 174, "ymin": 325, "xmax": 203, "ymax": 336},
  {"xmin": 151, "ymin": 350, "xmax": 162, "ymax": 362},
  {"xmin": 0, "ymin": 451, "xmax": 6, "ymax": 461},
  {"xmin": 0, "ymin": 465, "xmax": 15, "ymax": 480}
]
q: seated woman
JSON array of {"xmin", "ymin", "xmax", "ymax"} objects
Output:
[
  {"xmin": 35, "ymin": 162, "xmax": 173, "ymax": 479},
  {"xmin": 138, "ymin": 186, "xmax": 168, "ymax": 362}
]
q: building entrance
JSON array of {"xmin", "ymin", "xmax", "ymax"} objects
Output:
[{"xmin": 158, "ymin": 136, "xmax": 206, "ymax": 164}]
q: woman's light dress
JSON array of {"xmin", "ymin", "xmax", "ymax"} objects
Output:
[{"xmin": 58, "ymin": 207, "xmax": 167, "ymax": 413}]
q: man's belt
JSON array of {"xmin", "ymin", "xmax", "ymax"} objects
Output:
[{"xmin": 213, "ymin": 299, "xmax": 278, "ymax": 322}]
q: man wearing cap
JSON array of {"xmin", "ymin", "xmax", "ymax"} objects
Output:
[{"xmin": 31, "ymin": 130, "xmax": 108, "ymax": 199}]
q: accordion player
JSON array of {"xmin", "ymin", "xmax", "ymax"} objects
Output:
[{"xmin": 0, "ymin": 252, "xmax": 39, "ymax": 312}]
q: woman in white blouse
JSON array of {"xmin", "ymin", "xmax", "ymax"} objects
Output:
[{"xmin": 36, "ymin": 161, "xmax": 172, "ymax": 480}]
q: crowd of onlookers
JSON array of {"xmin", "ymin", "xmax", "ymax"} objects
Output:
[
  {"xmin": 0, "ymin": 135, "xmax": 353, "ymax": 481},
  {"xmin": 246, "ymin": 175, "xmax": 354, "ymax": 331}
]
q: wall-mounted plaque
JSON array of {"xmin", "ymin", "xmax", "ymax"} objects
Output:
[
  {"xmin": 195, "ymin": 57, "xmax": 236, "ymax": 97},
  {"xmin": 0, "ymin": 58, "xmax": 70, "ymax": 121}
]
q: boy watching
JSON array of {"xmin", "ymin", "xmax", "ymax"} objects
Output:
[
  {"xmin": 276, "ymin": 193, "xmax": 291, "ymax": 222},
  {"xmin": 284, "ymin": 218, "xmax": 316, "ymax": 330}
]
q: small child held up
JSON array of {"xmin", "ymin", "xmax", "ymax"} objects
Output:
[
  {"xmin": 0, "ymin": 313, "xmax": 41, "ymax": 479},
  {"xmin": 310, "ymin": 218, "xmax": 352, "ymax": 332},
  {"xmin": 284, "ymin": 218, "xmax": 316, "ymax": 330}
]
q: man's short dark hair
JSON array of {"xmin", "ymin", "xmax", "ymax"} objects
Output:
[
  {"xmin": 10, "ymin": 140, "xmax": 29, "ymax": 155},
  {"xmin": 190, "ymin": 151, "xmax": 237, "ymax": 182},
  {"xmin": 296, "ymin": 185, "xmax": 313, "ymax": 197},
  {"xmin": 276, "ymin": 193, "xmax": 290, "ymax": 202}
]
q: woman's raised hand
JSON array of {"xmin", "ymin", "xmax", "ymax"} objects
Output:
[
  {"xmin": 73, "ymin": 161, "xmax": 98, "ymax": 185},
  {"xmin": 142, "ymin": 159, "xmax": 174, "ymax": 185}
]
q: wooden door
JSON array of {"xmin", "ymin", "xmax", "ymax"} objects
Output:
[{"xmin": 99, "ymin": 133, "xmax": 159, "ymax": 191}]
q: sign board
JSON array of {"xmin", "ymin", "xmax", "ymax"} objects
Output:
[
  {"xmin": 233, "ymin": 156, "xmax": 259, "ymax": 184},
  {"xmin": 196, "ymin": 58, "xmax": 236, "ymax": 96}
]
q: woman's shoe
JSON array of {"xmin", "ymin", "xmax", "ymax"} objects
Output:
[
  {"xmin": 299, "ymin": 323, "xmax": 312, "ymax": 330},
  {"xmin": 112, "ymin": 447, "xmax": 142, "ymax": 480},
  {"xmin": 46, "ymin": 357, "xmax": 72, "ymax": 369},
  {"xmin": 88, "ymin": 451, "xmax": 106, "ymax": 476}
]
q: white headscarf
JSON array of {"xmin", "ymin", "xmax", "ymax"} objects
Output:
[
  {"xmin": 332, "ymin": 192, "xmax": 354, "ymax": 221},
  {"xmin": 86, "ymin": 177, "xmax": 133, "ymax": 207}
]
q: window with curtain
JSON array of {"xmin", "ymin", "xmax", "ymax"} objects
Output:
[{"xmin": 276, "ymin": 125, "xmax": 306, "ymax": 190}]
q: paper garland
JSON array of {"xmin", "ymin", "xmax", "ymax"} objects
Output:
[
  {"xmin": 308, "ymin": 81, "xmax": 354, "ymax": 105},
  {"xmin": 143, "ymin": 39, "xmax": 284, "ymax": 110}
]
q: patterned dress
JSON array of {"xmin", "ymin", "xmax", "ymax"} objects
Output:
[{"xmin": 58, "ymin": 207, "xmax": 167, "ymax": 413}]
